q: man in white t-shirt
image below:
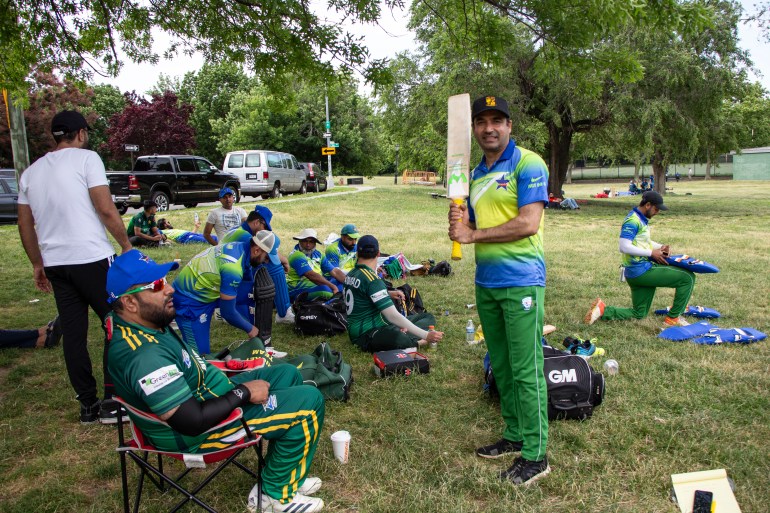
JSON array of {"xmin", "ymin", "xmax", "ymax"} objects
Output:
[
  {"xmin": 18, "ymin": 110, "xmax": 133, "ymax": 425},
  {"xmin": 203, "ymin": 187, "xmax": 247, "ymax": 245}
]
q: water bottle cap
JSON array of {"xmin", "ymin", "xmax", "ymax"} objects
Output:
[{"xmin": 428, "ymin": 325, "xmax": 434, "ymax": 330}]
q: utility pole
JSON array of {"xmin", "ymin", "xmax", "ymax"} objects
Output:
[
  {"xmin": 4, "ymin": 91, "xmax": 30, "ymax": 179},
  {"xmin": 325, "ymin": 95, "xmax": 334, "ymax": 189}
]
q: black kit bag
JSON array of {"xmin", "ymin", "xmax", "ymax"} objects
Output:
[
  {"xmin": 393, "ymin": 283, "xmax": 425, "ymax": 317},
  {"xmin": 293, "ymin": 292, "xmax": 348, "ymax": 336},
  {"xmin": 286, "ymin": 342, "xmax": 353, "ymax": 401},
  {"xmin": 484, "ymin": 345, "xmax": 605, "ymax": 421}
]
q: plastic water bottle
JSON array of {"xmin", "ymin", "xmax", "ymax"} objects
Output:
[
  {"xmin": 604, "ymin": 359, "xmax": 619, "ymax": 375},
  {"xmin": 428, "ymin": 325, "xmax": 437, "ymax": 350},
  {"xmin": 466, "ymin": 319, "xmax": 476, "ymax": 344},
  {"xmin": 194, "ymin": 212, "xmax": 199, "ymax": 223}
]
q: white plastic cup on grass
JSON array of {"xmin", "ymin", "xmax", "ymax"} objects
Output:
[{"xmin": 330, "ymin": 430, "xmax": 351, "ymax": 463}]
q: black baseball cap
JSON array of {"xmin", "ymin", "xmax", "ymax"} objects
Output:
[
  {"xmin": 357, "ymin": 235, "xmax": 379, "ymax": 257},
  {"xmin": 51, "ymin": 110, "xmax": 91, "ymax": 136},
  {"xmin": 471, "ymin": 96, "xmax": 511, "ymax": 120},
  {"xmin": 641, "ymin": 191, "xmax": 668, "ymax": 211}
]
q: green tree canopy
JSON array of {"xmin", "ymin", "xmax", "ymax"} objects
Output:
[{"xmin": 0, "ymin": 0, "xmax": 403, "ymax": 96}]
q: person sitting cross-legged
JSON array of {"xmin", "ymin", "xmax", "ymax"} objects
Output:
[
  {"xmin": 343, "ymin": 235, "xmax": 443, "ymax": 352},
  {"xmin": 127, "ymin": 200, "xmax": 166, "ymax": 247},
  {"xmin": 105, "ymin": 250, "xmax": 326, "ymax": 513},
  {"xmin": 287, "ymin": 228, "xmax": 346, "ymax": 302}
]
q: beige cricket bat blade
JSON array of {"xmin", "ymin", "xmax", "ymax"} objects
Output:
[{"xmin": 447, "ymin": 93, "xmax": 471, "ymax": 260}]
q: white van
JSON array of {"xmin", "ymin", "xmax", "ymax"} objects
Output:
[{"xmin": 223, "ymin": 150, "xmax": 307, "ymax": 199}]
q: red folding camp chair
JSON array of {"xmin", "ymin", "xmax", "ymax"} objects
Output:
[{"xmin": 114, "ymin": 397, "xmax": 264, "ymax": 513}]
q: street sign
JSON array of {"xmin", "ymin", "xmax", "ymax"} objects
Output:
[
  {"xmin": 331, "ymin": 142, "xmax": 339, "ymax": 148},
  {"xmin": 324, "ymin": 121, "xmax": 331, "ymax": 130},
  {"xmin": 124, "ymin": 144, "xmax": 139, "ymax": 152},
  {"xmin": 322, "ymin": 147, "xmax": 336, "ymax": 156},
  {"xmin": 322, "ymin": 132, "xmax": 332, "ymax": 138}
]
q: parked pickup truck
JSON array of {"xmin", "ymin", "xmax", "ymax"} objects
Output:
[{"xmin": 108, "ymin": 155, "xmax": 241, "ymax": 213}]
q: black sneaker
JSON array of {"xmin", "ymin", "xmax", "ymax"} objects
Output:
[
  {"xmin": 500, "ymin": 456, "xmax": 550, "ymax": 485},
  {"xmin": 99, "ymin": 398, "xmax": 129, "ymax": 425},
  {"xmin": 80, "ymin": 399, "xmax": 101, "ymax": 424},
  {"xmin": 44, "ymin": 316, "xmax": 62, "ymax": 348},
  {"xmin": 475, "ymin": 439, "xmax": 524, "ymax": 459}
]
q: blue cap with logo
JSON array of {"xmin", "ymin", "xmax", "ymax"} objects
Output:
[
  {"xmin": 106, "ymin": 250, "xmax": 179, "ymax": 303},
  {"xmin": 253, "ymin": 205, "xmax": 273, "ymax": 231},
  {"xmin": 219, "ymin": 187, "xmax": 235, "ymax": 198}
]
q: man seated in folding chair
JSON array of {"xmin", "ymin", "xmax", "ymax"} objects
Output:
[{"xmin": 105, "ymin": 250, "xmax": 326, "ymax": 513}]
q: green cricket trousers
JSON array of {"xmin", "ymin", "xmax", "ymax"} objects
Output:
[
  {"xmin": 602, "ymin": 264, "xmax": 696, "ymax": 320},
  {"xmin": 229, "ymin": 365, "xmax": 325, "ymax": 503},
  {"xmin": 477, "ymin": 285, "xmax": 548, "ymax": 462}
]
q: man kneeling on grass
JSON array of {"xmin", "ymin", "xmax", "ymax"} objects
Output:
[
  {"xmin": 106, "ymin": 250, "xmax": 326, "ymax": 513},
  {"xmin": 343, "ymin": 235, "xmax": 443, "ymax": 352}
]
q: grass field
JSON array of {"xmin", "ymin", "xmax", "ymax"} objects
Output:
[{"xmin": 0, "ymin": 178, "xmax": 768, "ymax": 512}]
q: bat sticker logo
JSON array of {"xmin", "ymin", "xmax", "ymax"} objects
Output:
[{"xmin": 448, "ymin": 173, "xmax": 468, "ymax": 185}]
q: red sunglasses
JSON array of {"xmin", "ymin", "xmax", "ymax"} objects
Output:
[{"xmin": 119, "ymin": 277, "xmax": 167, "ymax": 298}]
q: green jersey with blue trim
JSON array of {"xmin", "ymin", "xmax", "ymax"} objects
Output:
[
  {"xmin": 287, "ymin": 246, "xmax": 335, "ymax": 294},
  {"xmin": 467, "ymin": 140, "xmax": 548, "ymax": 288},
  {"xmin": 173, "ymin": 242, "xmax": 251, "ymax": 303},
  {"xmin": 619, "ymin": 207, "xmax": 653, "ymax": 279}
]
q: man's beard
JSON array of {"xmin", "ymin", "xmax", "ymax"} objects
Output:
[
  {"xmin": 136, "ymin": 294, "xmax": 176, "ymax": 328},
  {"xmin": 250, "ymin": 254, "xmax": 264, "ymax": 266},
  {"xmin": 341, "ymin": 240, "xmax": 355, "ymax": 251},
  {"xmin": 301, "ymin": 247, "xmax": 314, "ymax": 257}
]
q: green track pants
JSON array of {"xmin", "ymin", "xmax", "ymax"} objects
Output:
[
  {"xmin": 356, "ymin": 312, "xmax": 437, "ymax": 352},
  {"xmin": 602, "ymin": 265, "xmax": 696, "ymax": 320},
  {"xmin": 230, "ymin": 365, "xmax": 325, "ymax": 503},
  {"xmin": 477, "ymin": 285, "xmax": 548, "ymax": 461}
]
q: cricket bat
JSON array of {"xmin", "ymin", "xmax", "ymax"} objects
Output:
[{"xmin": 446, "ymin": 93, "xmax": 472, "ymax": 260}]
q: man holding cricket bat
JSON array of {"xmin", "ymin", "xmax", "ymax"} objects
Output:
[{"xmin": 449, "ymin": 95, "xmax": 550, "ymax": 485}]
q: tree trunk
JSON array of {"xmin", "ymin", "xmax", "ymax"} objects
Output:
[
  {"xmin": 705, "ymin": 150, "xmax": 712, "ymax": 180},
  {"xmin": 566, "ymin": 162, "xmax": 573, "ymax": 184},
  {"xmin": 546, "ymin": 121, "xmax": 574, "ymax": 197},
  {"xmin": 633, "ymin": 158, "xmax": 640, "ymax": 181},
  {"xmin": 651, "ymin": 144, "xmax": 666, "ymax": 195}
]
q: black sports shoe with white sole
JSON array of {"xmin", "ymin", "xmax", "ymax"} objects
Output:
[
  {"xmin": 475, "ymin": 439, "xmax": 524, "ymax": 459},
  {"xmin": 500, "ymin": 456, "xmax": 550, "ymax": 485}
]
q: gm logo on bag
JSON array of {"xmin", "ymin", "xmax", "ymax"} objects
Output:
[{"xmin": 548, "ymin": 368, "xmax": 577, "ymax": 384}]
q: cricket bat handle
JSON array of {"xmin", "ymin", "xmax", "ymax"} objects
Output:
[{"xmin": 451, "ymin": 198, "xmax": 463, "ymax": 260}]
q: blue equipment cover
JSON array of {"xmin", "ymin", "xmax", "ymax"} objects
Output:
[
  {"xmin": 654, "ymin": 306, "xmax": 721, "ymax": 319},
  {"xmin": 664, "ymin": 254, "xmax": 719, "ymax": 273},
  {"xmin": 658, "ymin": 322, "xmax": 719, "ymax": 341},
  {"xmin": 691, "ymin": 328, "xmax": 767, "ymax": 345}
]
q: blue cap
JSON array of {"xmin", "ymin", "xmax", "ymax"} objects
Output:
[
  {"xmin": 106, "ymin": 250, "xmax": 179, "ymax": 303},
  {"xmin": 357, "ymin": 235, "xmax": 379, "ymax": 257},
  {"xmin": 219, "ymin": 187, "xmax": 235, "ymax": 198},
  {"xmin": 253, "ymin": 205, "xmax": 273, "ymax": 231},
  {"xmin": 340, "ymin": 223, "xmax": 360, "ymax": 238}
]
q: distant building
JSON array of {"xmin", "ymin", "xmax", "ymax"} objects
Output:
[{"xmin": 732, "ymin": 147, "xmax": 770, "ymax": 180}]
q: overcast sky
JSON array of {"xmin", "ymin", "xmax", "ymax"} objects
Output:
[{"xmin": 99, "ymin": 3, "xmax": 769, "ymax": 95}]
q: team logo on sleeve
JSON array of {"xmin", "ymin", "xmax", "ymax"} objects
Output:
[
  {"xmin": 138, "ymin": 365, "xmax": 183, "ymax": 395},
  {"xmin": 181, "ymin": 349, "xmax": 192, "ymax": 368},
  {"xmin": 370, "ymin": 289, "xmax": 388, "ymax": 302},
  {"xmin": 522, "ymin": 296, "xmax": 532, "ymax": 311}
]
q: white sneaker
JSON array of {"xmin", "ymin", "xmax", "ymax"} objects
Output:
[
  {"xmin": 247, "ymin": 491, "xmax": 324, "ymax": 513},
  {"xmin": 266, "ymin": 347, "xmax": 288, "ymax": 359},
  {"xmin": 276, "ymin": 307, "xmax": 296, "ymax": 324},
  {"xmin": 214, "ymin": 308, "xmax": 223, "ymax": 322},
  {"xmin": 298, "ymin": 477, "xmax": 322, "ymax": 495}
]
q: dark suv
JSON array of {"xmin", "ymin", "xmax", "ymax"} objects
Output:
[{"xmin": 300, "ymin": 162, "xmax": 327, "ymax": 192}]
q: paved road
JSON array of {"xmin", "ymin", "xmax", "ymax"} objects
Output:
[{"xmin": 123, "ymin": 185, "xmax": 375, "ymax": 216}]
